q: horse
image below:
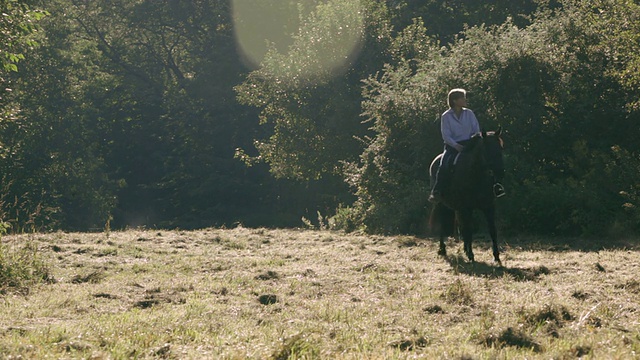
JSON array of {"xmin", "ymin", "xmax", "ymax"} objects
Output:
[{"xmin": 429, "ymin": 128, "xmax": 505, "ymax": 264}]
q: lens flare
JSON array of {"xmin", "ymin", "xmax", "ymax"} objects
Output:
[
  {"xmin": 232, "ymin": 0, "xmax": 363, "ymax": 79},
  {"xmin": 231, "ymin": 1, "xmax": 298, "ymax": 69}
]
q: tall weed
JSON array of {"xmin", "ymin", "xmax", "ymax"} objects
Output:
[{"xmin": 0, "ymin": 239, "xmax": 53, "ymax": 293}]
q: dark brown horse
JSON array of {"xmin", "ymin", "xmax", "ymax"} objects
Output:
[{"xmin": 429, "ymin": 128, "xmax": 505, "ymax": 264}]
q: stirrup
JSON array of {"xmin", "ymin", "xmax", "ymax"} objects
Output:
[{"xmin": 493, "ymin": 183, "xmax": 506, "ymax": 198}]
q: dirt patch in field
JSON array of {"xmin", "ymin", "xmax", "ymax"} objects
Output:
[
  {"xmin": 480, "ymin": 327, "xmax": 542, "ymax": 352},
  {"xmin": 389, "ymin": 336, "xmax": 429, "ymax": 351},
  {"xmin": 133, "ymin": 292, "xmax": 186, "ymax": 309}
]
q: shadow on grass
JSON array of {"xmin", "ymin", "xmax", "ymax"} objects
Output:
[
  {"xmin": 425, "ymin": 233, "xmax": 640, "ymax": 254},
  {"xmin": 503, "ymin": 236, "xmax": 640, "ymax": 252},
  {"xmin": 444, "ymin": 254, "xmax": 550, "ymax": 281}
]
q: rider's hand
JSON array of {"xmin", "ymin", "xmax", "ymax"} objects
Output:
[{"xmin": 454, "ymin": 144, "xmax": 464, "ymax": 152}]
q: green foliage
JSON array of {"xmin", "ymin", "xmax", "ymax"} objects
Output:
[
  {"xmin": 0, "ymin": 0, "xmax": 639, "ymax": 236},
  {"xmin": 391, "ymin": 0, "xmax": 552, "ymax": 43},
  {"xmin": 498, "ymin": 0, "xmax": 640, "ymax": 236},
  {"xmin": 346, "ymin": 0, "xmax": 640, "ymax": 236},
  {"xmin": 328, "ymin": 204, "xmax": 365, "ymax": 233},
  {"xmin": 0, "ymin": 0, "xmax": 47, "ymax": 73},
  {"xmin": 0, "ymin": 0, "xmax": 117, "ymax": 231},
  {"xmin": 2, "ymin": 0, "xmax": 263, "ymax": 229},
  {"xmin": 343, "ymin": 21, "xmax": 447, "ymax": 233},
  {"xmin": 582, "ymin": 0, "xmax": 640, "ymax": 111}
]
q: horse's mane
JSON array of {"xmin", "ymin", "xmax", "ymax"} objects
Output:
[{"xmin": 456, "ymin": 135, "xmax": 485, "ymax": 171}]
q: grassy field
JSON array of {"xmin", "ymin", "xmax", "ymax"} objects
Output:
[{"xmin": 1, "ymin": 227, "xmax": 639, "ymax": 359}]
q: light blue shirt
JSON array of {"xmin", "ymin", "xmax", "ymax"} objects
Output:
[{"xmin": 441, "ymin": 108, "xmax": 480, "ymax": 148}]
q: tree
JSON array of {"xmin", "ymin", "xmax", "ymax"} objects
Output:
[
  {"xmin": 51, "ymin": 0, "xmax": 267, "ymax": 228},
  {"xmin": 390, "ymin": 0, "xmax": 558, "ymax": 43},
  {"xmin": 0, "ymin": 0, "xmax": 117, "ymax": 231},
  {"xmin": 0, "ymin": 0, "xmax": 50, "ymax": 230},
  {"xmin": 3, "ymin": 0, "xmax": 638, "ymax": 235},
  {"xmin": 0, "ymin": 0, "xmax": 46, "ymax": 72},
  {"xmin": 236, "ymin": 0, "xmax": 394, "ymax": 181},
  {"xmin": 6, "ymin": 0, "xmax": 336, "ymax": 230}
]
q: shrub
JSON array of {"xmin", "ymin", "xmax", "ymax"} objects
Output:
[
  {"xmin": 0, "ymin": 238, "xmax": 53, "ymax": 293},
  {"xmin": 345, "ymin": 2, "xmax": 640, "ymax": 236}
]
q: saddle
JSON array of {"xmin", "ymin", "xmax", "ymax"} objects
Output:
[{"xmin": 430, "ymin": 135, "xmax": 482, "ymax": 189}]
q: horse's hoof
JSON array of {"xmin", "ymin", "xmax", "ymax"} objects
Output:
[{"xmin": 438, "ymin": 248, "xmax": 447, "ymax": 257}]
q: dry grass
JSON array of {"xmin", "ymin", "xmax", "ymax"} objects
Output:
[{"xmin": 1, "ymin": 227, "xmax": 639, "ymax": 359}]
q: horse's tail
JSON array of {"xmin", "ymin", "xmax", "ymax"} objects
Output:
[{"xmin": 429, "ymin": 203, "xmax": 456, "ymax": 237}]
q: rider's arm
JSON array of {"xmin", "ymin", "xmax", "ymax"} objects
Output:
[{"xmin": 441, "ymin": 112, "xmax": 464, "ymax": 152}]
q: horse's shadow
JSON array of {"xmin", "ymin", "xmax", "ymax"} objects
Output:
[{"xmin": 444, "ymin": 254, "xmax": 551, "ymax": 281}]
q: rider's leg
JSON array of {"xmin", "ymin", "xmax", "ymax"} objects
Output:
[{"xmin": 430, "ymin": 148, "xmax": 457, "ymax": 203}]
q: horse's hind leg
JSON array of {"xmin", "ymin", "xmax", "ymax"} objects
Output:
[
  {"xmin": 484, "ymin": 206, "xmax": 501, "ymax": 265},
  {"xmin": 463, "ymin": 233, "xmax": 474, "ymax": 262}
]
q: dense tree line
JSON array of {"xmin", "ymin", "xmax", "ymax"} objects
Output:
[{"xmin": 0, "ymin": 0, "xmax": 638, "ymax": 236}]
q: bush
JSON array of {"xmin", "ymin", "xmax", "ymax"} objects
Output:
[
  {"xmin": 0, "ymin": 240, "xmax": 53, "ymax": 293},
  {"xmin": 345, "ymin": 2, "xmax": 640, "ymax": 236}
]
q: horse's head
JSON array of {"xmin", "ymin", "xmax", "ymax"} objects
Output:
[{"xmin": 481, "ymin": 127, "xmax": 505, "ymax": 181}]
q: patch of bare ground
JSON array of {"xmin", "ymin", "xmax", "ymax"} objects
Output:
[{"xmin": 0, "ymin": 228, "xmax": 639, "ymax": 358}]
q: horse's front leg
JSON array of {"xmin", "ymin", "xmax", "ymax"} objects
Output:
[
  {"xmin": 438, "ymin": 234, "xmax": 447, "ymax": 257},
  {"xmin": 437, "ymin": 207, "xmax": 447, "ymax": 257},
  {"xmin": 484, "ymin": 206, "xmax": 501, "ymax": 265},
  {"xmin": 459, "ymin": 209, "xmax": 474, "ymax": 262},
  {"xmin": 433, "ymin": 203, "xmax": 448, "ymax": 257}
]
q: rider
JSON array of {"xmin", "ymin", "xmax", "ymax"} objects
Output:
[{"xmin": 428, "ymin": 89, "xmax": 505, "ymax": 203}]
